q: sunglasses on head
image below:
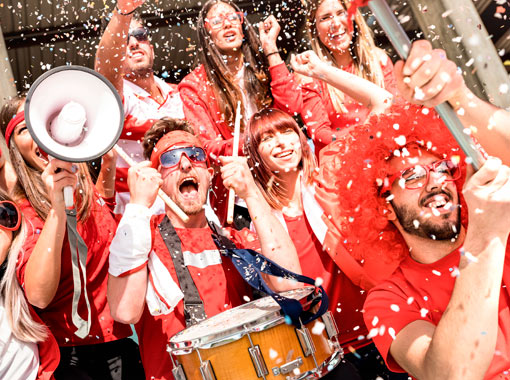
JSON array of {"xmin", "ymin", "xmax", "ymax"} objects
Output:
[
  {"xmin": 127, "ymin": 27, "xmax": 150, "ymax": 44},
  {"xmin": 160, "ymin": 147, "xmax": 208, "ymax": 169},
  {"xmin": 0, "ymin": 201, "xmax": 21, "ymax": 232}
]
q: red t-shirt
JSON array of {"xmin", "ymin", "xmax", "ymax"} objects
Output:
[
  {"xmin": 17, "ymin": 195, "xmax": 132, "ymax": 346},
  {"xmin": 364, "ymin": 248, "xmax": 510, "ymax": 378},
  {"xmin": 283, "ymin": 213, "xmax": 369, "ymax": 351},
  {"xmin": 135, "ymin": 215, "xmax": 260, "ymax": 380}
]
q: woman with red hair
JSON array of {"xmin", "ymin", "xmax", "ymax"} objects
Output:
[{"xmin": 244, "ymin": 107, "xmax": 407, "ymax": 379}]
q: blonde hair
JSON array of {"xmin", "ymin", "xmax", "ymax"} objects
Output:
[
  {"xmin": 306, "ymin": 0, "xmax": 386, "ymax": 113},
  {"xmin": 0, "ymin": 206, "xmax": 48, "ymax": 343}
]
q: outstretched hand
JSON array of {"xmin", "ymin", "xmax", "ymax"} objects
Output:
[{"xmin": 394, "ymin": 40, "xmax": 465, "ymax": 108}]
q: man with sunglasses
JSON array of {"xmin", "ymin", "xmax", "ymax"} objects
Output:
[
  {"xmin": 95, "ymin": 0, "xmax": 184, "ymax": 218},
  {"xmin": 107, "ymin": 119, "xmax": 301, "ymax": 379},
  {"xmin": 313, "ymin": 104, "xmax": 510, "ymax": 379}
]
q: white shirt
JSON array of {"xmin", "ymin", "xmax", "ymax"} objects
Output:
[{"xmin": 0, "ymin": 297, "xmax": 39, "ymax": 380}]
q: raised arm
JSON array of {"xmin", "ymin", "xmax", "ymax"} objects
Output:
[
  {"xmin": 95, "ymin": 0, "xmax": 145, "ymax": 94},
  {"xmin": 291, "ymin": 50, "xmax": 394, "ymax": 115},
  {"xmin": 389, "ymin": 158, "xmax": 510, "ymax": 380},
  {"xmin": 394, "ymin": 39, "xmax": 510, "ymax": 164},
  {"xmin": 107, "ymin": 161, "xmax": 161, "ymax": 324},
  {"xmin": 219, "ymin": 156, "xmax": 302, "ymax": 291},
  {"xmin": 24, "ymin": 160, "xmax": 77, "ymax": 309},
  {"xmin": 95, "ymin": 148, "xmax": 118, "ymax": 199}
]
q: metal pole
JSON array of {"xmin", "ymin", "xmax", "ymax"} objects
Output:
[{"xmin": 368, "ymin": 0, "xmax": 483, "ymax": 170}]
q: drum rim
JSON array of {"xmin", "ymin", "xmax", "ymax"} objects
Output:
[{"xmin": 168, "ymin": 287, "xmax": 315, "ymax": 352}]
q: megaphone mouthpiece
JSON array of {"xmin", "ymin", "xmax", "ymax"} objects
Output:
[{"xmin": 50, "ymin": 101, "xmax": 87, "ymax": 145}]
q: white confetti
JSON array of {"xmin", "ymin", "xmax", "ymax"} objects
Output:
[{"xmin": 390, "ymin": 304, "xmax": 400, "ymax": 312}]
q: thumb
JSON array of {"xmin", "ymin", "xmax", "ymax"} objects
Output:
[{"xmin": 465, "ymin": 157, "xmax": 500, "ymax": 189}]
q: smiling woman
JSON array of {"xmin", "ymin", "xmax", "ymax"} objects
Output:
[{"xmin": 178, "ymin": 0, "xmax": 306, "ymax": 226}]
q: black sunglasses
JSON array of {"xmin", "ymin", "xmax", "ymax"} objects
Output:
[
  {"xmin": 127, "ymin": 27, "xmax": 150, "ymax": 44},
  {"xmin": 0, "ymin": 201, "xmax": 21, "ymax": 231}
]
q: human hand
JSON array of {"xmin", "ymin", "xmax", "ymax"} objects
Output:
[
  {"xmin": 394, "ymin": 40, "xmax": 466, "ymax": 108},
  {"xmin": 463, "ymin": 157, "xmax": 510, "ymax": 238},
  {"xmin": 219, "ymin": 156, "xmax": 257, "ymax": 200},
  {"xmin": 41, "ymin": 159, "xmax": 78, "ymax": 215},
  {"xmin": 258, "ymin": 15, "xmax": 281, "ymax": 54},
  {"xmin": 117, "ymin": 0, "xmax": 145, "ymax": 15},
  {"xmin": 128, "ymin": 161, "xmax": 162, "ymax": 209},
  {"xmin": 290, "ymin": 50, "xmax": 325, "ymax": 79}
]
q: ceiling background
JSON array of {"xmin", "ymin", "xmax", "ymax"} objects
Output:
[{"xmin": 1, "ymin": 0, "xmax": 509, "ymax": 93}]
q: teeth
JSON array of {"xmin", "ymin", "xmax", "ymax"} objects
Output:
[{"xmin": 275, "ymin": 151, "xmax": 292, "ymax": 158}]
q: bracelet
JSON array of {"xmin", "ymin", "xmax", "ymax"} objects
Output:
[
  {"xmin": 115, "ymin": 6, "xmax": 137, "ymax": 16},
  {"xmin": 265, "ymin": 51, "xmax": 280, "ymax": 58}
]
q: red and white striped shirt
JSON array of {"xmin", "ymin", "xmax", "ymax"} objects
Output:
[{"xmin": 115, "ymin": 77, "xmax": 184, "ymax": 216}]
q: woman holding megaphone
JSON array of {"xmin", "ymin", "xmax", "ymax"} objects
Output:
[{"xmin": 0, "ymin": 96, "xmax": 145, "ymax": 379}]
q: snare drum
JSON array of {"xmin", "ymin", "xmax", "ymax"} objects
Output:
[{"xmin": 168, "ymin": 287, "xmax": 343, "ymax": 380}]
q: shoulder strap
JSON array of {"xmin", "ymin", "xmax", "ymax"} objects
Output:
[{"xmin": 158, "ymin": 216, "xmax": 206, "ymax": 326}]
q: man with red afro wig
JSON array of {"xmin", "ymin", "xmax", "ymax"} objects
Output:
[{"xmin": 315, "ymin": 102, "xmax": 510, "ymax": 379}]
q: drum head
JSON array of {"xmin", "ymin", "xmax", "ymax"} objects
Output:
[{"xmin": 169, "ymin": 287, "xmax": 315, "ymax": 352}]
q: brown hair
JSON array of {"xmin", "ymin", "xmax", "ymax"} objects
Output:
[
  {"xmin": 306, "ymin": 0, "xmax": 386, "ymax": 112},
  {"xmin": 196, "ymin": 0, "xmax": 272, "ymax": 132},
  {"xmin": 0, "ymin": 96, "xmax": 93, "ymax": 221},
  {"xmin": 142, "ymin": 117, "xmax": 195, "ymax": 159},
  {"xmin": 244, "ymin": 108, "xmax": 316, "ymax": 210}
]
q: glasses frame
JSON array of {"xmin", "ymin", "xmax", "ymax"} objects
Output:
[
  {"xmin": 159, "ymin": 147, "xmax": 208, "ymax": 170},
  {"xmin": 0, "ymin": 200, "xmax": 21, "ymax": 232},
  {"xmin": 127, "ymin": 27, "xmax": 150, "ymax": 44},
  {"xmin": 381, "ymin": 159, "xmax": 461, "ymax": 193},
  {"xmin": 205, "ymin": 11, "xmax": 244, "ymax": 30}
]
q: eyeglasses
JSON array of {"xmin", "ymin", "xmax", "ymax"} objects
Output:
[
  {"xmin": 205, "ymin": 12, "xmax": 244, "ymax": 30},
  {"xmin": 0, "ymin": 201, "xmax": 21, "ymax": 231},
  {"xmin": 127, "ymin": 27, "xmax": 150, "ymax": 44},
  {"xmin": 160, "ymin": 147, "xmax": 208, "ymax": 169},
  {"xmin": 381, "ymin": 159, "xmax": 460, "ymax": 193}
]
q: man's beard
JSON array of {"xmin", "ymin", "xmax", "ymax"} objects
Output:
[
  {"xmin": 125, "ymin": 65, "xmax": 152, "ymax": 79},
  {"xmin": 392, "ymin": 201, "xmax": 461, "ymax": 241}
]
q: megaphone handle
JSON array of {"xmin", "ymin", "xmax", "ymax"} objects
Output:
[{"xmin": 63, "ymin": 186, "xmax": 74, "ymax": 208}]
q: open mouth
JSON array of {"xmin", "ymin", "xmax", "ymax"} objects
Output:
[
  {"xmin": 129, "ymin": 50, "xmax": 144, "ymax": 59},
  {"xmin": 179, "ymin": 177, "xmax": 199, "ymax": 197},
  {"xmin": 223, "ymin": 31, "xmax": 237, "ymax": 42},
  {"xmin": 422, "ymin": 193, "xmax": 451, "ymax": 211},
  {"xmin": 274, "ymin": 150, "xmax": 293, "ymax": 159},
  {"xmin": 35, "ymin": 148, "xmax": 49, "ymax": 165}
]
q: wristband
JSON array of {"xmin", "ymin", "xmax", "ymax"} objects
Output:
[
  {"xmin": 115, "ymin": 6, "xmax": 137, "ymax": 16},
  {"xmin": 265, "ymin": 51, "xmax": 280, "ymax": 58}
]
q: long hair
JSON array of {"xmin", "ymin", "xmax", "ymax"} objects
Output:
[
  {"xmin": 196, "ymin": 0, "xmax": 272, "ymax": 132},
  {"xmin": 244, "ymin": 108, "xmax": 316, "ymax": 210},
  {"xmin": 0, "ymin": 190, "xmax": 48, "ymax": 342},
  {"xmin": 0, "ymin": 96, "xmax": 93, "ymax": 221},
  {"xmin": 305, "ymin": 0, "xmax": 385, "ymax": 113}
]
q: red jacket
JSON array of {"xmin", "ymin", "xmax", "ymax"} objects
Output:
[
  {"xmin": 30, "ymin": 308, "xmax": 60, "ymax": 380},
  {"xmin": 178, "ymin": 62, "xmax": 304, "ymax": 223}
]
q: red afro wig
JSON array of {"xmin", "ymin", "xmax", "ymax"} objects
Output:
[{"xmin": 315, "ymin": 104, "xmax": 472, "ymax": 269}]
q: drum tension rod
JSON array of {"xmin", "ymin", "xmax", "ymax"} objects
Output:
[
  {"xmin": 246, "ymin": 330, "xmax": 269, "ymax": 379},
  {"xmin": 196, "ymin": 349, "xmax": 217, "ymax": 380}
]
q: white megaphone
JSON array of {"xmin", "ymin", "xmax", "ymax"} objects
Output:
[{"xmin": 24, "ymin": 65, "xmax": 124, "ymax": 207}]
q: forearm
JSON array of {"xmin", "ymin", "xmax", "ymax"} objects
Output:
[
  {"xmin": 108, "ymin": 269, "xmax": 148, "ymax": 324},
  {"xmin": 96, "ymin": 157, "xmax": 117, "ymax": 199},
  {"xmin": 245, "ymin": 189, "xmax": 302, "ymax": 291},
  {"xmin": 449, "ymin": 85, "xmax": 510, "ymax": 165},
  {"xmin": 314, "ymin": 65, "xmax": 393, "ymax": 113},
  {"xmin": 95, "ymin": 9, "xmax": 131, "ymax": 92},
  {"xmin": 421, "ymin": 235, "xmax": 505, "ymax": 380},
  {"xmin": 24, "ymin": 209, "xmax": 66, "ymax": 308}
]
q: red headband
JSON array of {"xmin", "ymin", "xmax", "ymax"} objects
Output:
[
  {"xmin": 5, "ymin": 112, "xmax": 25, "ymax": 148},
  {"xmin": 150, "ymin": 130, "xmax": 204, "ymax": 169}
]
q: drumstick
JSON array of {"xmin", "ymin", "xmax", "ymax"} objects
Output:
[
  {"xmin": 113, "ymin": 145, "xmax": 190, "ymax": 223},
  {"xmin": 226, "ymin": 101, "xmax": 242, "ymax": 225}
]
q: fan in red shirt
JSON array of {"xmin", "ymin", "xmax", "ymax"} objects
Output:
[
  {"xmin": 0, "ymin": 96, "xmax": 144, "ymax": 379},
  {"xmin": 243, "ymin": 108, "xmax": 407, "ymax": 379},
  {"xmin": 316, "ymin": 93, "xmax": 510, "ymax": 379},
  {"xmin": 107, "ymin": 118, "xmax": 302, "ymax": 380}
]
